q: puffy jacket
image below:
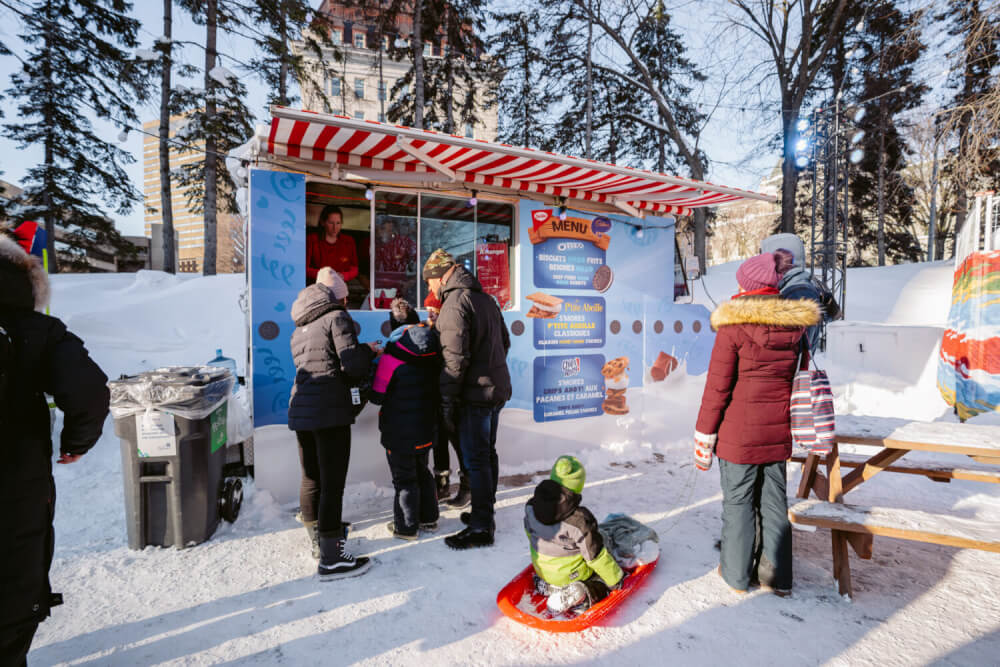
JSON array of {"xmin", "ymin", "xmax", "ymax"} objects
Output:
[
  {"xmin": 0, "ymin": 236, "xmax": 109, "ymax": 631},
  {"xmin": 436, "ymin": 265, "xmax": 511, "ymax": 406},
  {"xmin": 778, "ymin": 267, "xmax": 824, "ymax": 353},
  {"xmin": 288, "ymin": 283, "xmax": 373, "ymax": 431},
  {"xmin": 695, "ymin": 295, "xmax": 820, "ymax": 465},
  {"xmin": 370, "ymin": 323, "xmax": 440, "ymax": 448},
  {"xmin": 523, "ymin": 480, "xmax": 624, "ymax": 588}
]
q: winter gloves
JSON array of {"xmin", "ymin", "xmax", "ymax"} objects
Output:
[{"xmin": 694, "ymin": 431, "xmax": 717, "ymax": 471}]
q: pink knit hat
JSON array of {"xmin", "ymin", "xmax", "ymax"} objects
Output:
[{"xmin": 736, "ymin": 253, "xmax": 779, "ymax": 291}]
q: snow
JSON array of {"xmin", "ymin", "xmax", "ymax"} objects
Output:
[{"xmin": 28, "ymin": 262, "xmax": 1000, "ymax": 665}]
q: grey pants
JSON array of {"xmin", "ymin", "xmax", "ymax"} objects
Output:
[{"xmin": 718, "ymin": 459, "xmax": 793, "ymax": 591}]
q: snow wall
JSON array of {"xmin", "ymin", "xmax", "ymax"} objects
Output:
[{"xmin": 247, "ymin": 169, "xmax": 714, "ymax": 504}]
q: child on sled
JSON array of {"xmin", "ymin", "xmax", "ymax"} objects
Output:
[
  {"xmin": 370, "ymin": 299, "xmax": 441, "ymax": 539},
  {"xmin": 524, "ymin": 456, "xmax": 624, "ymax": 614}
]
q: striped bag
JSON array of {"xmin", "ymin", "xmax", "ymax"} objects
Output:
[{"xmin": 790, "ymin": 343, "xmax": 836, "ymax": 455}]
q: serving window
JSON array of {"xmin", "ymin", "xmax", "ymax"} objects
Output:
[{"xmin": 372, "ymin": 191, "xmax": 515, "ymax": 310}]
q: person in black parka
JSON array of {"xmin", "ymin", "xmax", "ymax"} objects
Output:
[
  {"xmin": 288, "ymin": 267, "xmax": 375, "ymax": 580},
  {"xmin": 0, "ymin": 233, "xmax": 109, "ymax": 666},
  {"xmin": 370, "ymin": 308, "xmax": 441, "ymax": 539}
]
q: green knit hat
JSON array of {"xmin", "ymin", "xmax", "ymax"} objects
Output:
[
  {"xmin": 550, "ymin": 455, "xmax": 586, "ymax": 494},
  {"xmin": 422, "ymin": 248, "xmax": 455, "ymax": 280}
]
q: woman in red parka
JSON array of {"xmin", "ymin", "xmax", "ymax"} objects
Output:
[{"xmin": 694, "ymin": 252, "xmax": 819, "ymax": 596}]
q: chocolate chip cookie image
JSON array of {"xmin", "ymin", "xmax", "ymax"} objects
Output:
[
  {"xmin": 592, "ymin": 264, "xmax": 614, "ymax": 293},
  {"xmin": 601, "ymin": 357, "xmax": 630, "ymax": 415}
]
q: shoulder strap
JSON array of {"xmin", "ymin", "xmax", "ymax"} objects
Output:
[{"xmin": 797, "ymin": 337, "xmax": 810, "ymax": 372}]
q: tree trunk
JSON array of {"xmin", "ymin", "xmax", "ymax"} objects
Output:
[
  {"xmin": 413, "ymin": 0, "xmax": 424, "ymax": 129},
  {"xmin": 278, "ymin": 1, "xmax": 289, "ymax": 106},
  {"xmin": 160, "ymin": 0, "xmax": 175, "ymax": 274},
  {"xmin": 521, "ymin": 21, "xmax": 530, "ymax": 146},
  {"xmin": 203, "ymin": 0, "xmax": 218, "ymax": 275},
  {"xmin": 876, "ymin": 96, "xmax": 887, "ymax": 266},
  {"xmin": 780, "ymin": 130, "xmax": 799, "ymax": 234},
  {"xmin": 43, "ymin": 11, "xmax": 57, "ymax": 273},
  {"xmin": 584, "ymin": 0, "xmax": 593, "ymax": 159},
  {"xmin": 444, "ymin": 57, "xmax": 455, "ymax": 134}
]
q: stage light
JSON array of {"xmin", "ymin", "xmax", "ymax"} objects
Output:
[
  {"xmin": 849, "ymin": 148, "xmax": 865, "ymax": 164},
  {"xmin": 795, "ymin": 138, "xmax": 809, "ymax": 152},
  {"xmin": 850, "ymin": 129, "xmax": 865, "ymax": 144},
  {"xmin": 845, "ymin": 106, "xmax": 865, "ymax": 123},
  {"xmin": 796, "ymin": 118, "xmax": 809, "ymax": 132},
  {"xmin": 795, "ymin": 155, "xmax": 810, "ymax": 169},
  {"xmin": 364, "ymin": 186, "xmax": 374, "ymax": 201}
]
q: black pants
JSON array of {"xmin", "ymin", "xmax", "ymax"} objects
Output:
[
  {"xmin": 432, "ymin": 414, "xmax": 464, "ymax": 474},
  {"xmin": 385, "ymin": 446, "xmax": 440, "ymax": 534},
  {"xmin": 457, "ymin": 404, "xmax": 502, "ymax": 532},
  {"xmin": 296, "ymin": 426, "xmax": 352, "ymax": 538},
  {"xmin": 0, "ymin": 622, "xmax": 38, "ymax": 667}
]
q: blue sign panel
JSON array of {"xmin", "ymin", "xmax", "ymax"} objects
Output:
[
  {"xmin": 533, "ymin": 295, "xmax": 606, "ymax": 349},
  {"xmin": 532, "ymin": 237, "xmax": 606, "ymax": 289},
  {"xmin": 250, "ymin": 169, "xmax": 305, "ymax": 427},
  {"xmin": 533, "ymin": 354, "xmax": 607, "ymax": 422}
]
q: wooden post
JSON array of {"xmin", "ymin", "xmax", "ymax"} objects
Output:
[
  {"xmin": 827, "ymin": 443, "xmax": 844, "ymax": 502},
  {"xmin": 797, "ymin": 453, "xmax": 820, "ymax": 498},
  {"xmin": 831, "ymin": 530, "xmax": 853, "ymax": 598}
]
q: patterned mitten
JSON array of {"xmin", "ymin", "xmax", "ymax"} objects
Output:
[{"xmin": 694, "ymin": 432, "xmax": 717, "ymax": 471}]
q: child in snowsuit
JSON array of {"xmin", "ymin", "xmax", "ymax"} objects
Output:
[
  {"xmin": 524, "ymin": 456, "xmax": 624, "ymax": 613},
  {"xmin": 370, "ymin": 314, "xmax": 442, "ymax": 539}
]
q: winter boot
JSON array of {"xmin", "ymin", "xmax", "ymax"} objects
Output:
[
  {"xmin": 444, "ymin": 526, "xmax": 494, "ymax": 550},
  {"xmin": 459, "ymin": 512, "xmax": 495, "ymax": 533},
  {"xmin": 386, "ymin": 521, "xmax": 418, "ymax": 541},
  {"xmin": 445, "ymin": 472, "xmax": 471, "ymax": 509},
  {"xmin": 545, "ymin": 582, "xmax": 588, "ymax": 615},
  {"xmin": 303, "ymin": 519, "xmax": 321, "ymax": 560},
  {"xmin": 434, "ymin": 469, "xmax": 451, "ymax": 501},
  {"xmin": 318, "ymin": 535, "xmax": 372, "ymax": 580}
]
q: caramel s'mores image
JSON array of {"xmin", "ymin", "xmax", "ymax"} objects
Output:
[{"xmin": 525, "ymin": 292, "xmax": 563, "ymax": 319}]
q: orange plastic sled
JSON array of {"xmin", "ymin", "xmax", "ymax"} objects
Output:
[{"xmin": 495, "ymin": 557, "xmax": 659, "ymax": 633}]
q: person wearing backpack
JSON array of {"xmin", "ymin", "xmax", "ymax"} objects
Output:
[
  {"xmin": 759, "ymin": 233, "xmax": 839, "ymax": 353},
  {"xmin": 0, "ymin": 232, "xmax": 109, "ymax": 665},
  {"xmin": 288, "ymin": 267, "xmax": 377, "ymax": 580},
  {"xmin": 693, "ymin": 253, "xmax": 820, "ymax": 597}
]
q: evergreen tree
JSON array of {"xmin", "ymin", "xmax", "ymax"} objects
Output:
[
  {"xmin": 2, "ymin": 0, "xmax": 148, "ymax": 271},
  {"xmin": 488, "ymin": 10, "xmax": 549, "ymax": 149},
  {"xmin": 175, "ymin": 0, "xmax": 253, "ymax": 275}
]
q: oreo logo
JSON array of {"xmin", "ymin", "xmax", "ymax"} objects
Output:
[{"xmin": 591, "ymin": 216, "xmax": 612, "ymax": 234}]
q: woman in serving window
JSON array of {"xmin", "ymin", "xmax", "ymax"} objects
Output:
[{"xmin": 307, "ymin": 205, "xmax": 358, "ymax": 285}]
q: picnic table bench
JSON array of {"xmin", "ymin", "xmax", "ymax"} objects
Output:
[{"xmin": 791, "ymin": 416, "xmax": 1000, "ymax": 597}]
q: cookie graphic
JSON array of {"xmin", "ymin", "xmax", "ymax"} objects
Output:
[
  {"xmin": 592, "ymin": 264, "xmax": 614, "ymax": 293},
  {"xmin": 602, "ymin": 388, "xmax": 629, "ymax": 415},
  {"xmin": 525, "ymin": 292, "xmax": 563, "ymax": 319},
  {"xmin": 601, "ymin": 356, "xmax": 629, "ymax": 379}
]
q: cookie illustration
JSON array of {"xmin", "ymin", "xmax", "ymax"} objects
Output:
[
  {"xmin": 602, "ymin": 388, "xmax": 629, "ymax": 415},
  {"xmin": 525, "ymin": 292, "xmax": 563, "ymax": 319},
  {"xmin": 601, "ymin": 356, "xmax": 630, "ymax": 379},
  {"xmin": 592, "ymin": 264, "xmax": 614, "ymax": 293}
]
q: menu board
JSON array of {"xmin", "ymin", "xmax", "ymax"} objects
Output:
[
  {"xmin": 530, "ymin": 209, "xmax": 612, "ymax": 289},
  {"xmin": 533, "ymin": 354, "xmax": 607, "ymax": 421},
  {"xmin": 476, "ymin": 241, "xmax": 511, "ymax": 309},
  {"xmin": 532, "ymin": 295, "xmax": 606, "ymax": 349}
]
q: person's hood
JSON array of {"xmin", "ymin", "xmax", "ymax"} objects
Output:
[
  {"xmin": 0, "ymin": 234, "xmax": 49, "ymax": 311},
  {"xmin": 760, "ymin": 233, "xmax": 805, "ymax": 266},
  {"xmin": 529, "ymin": 479, "xmax": 581, "ymax": 525},
  {"xmin": 439, "ymin": 264, "xmax": 481, "ymax": 301},
  {"xmin": 291, "ymin": 283, "xmax": 344, "ymax": 326},
  {"xmin": 385, "ymin": 322, "xmax": 440, "ymax": 365},
  {"xmin": 710, "ymin": 296, "xmax": 820, "ymax": 350},
  {"xmin": 778, "ymin": 265, "xmax": 811, "ymax": 290}
]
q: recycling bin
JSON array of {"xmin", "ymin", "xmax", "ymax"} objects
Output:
[{"xmin": 109, "ymin": 366, "xmax": 243, "ymax": 549}]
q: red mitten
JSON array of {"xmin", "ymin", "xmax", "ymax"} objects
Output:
[{"xmin": 694, "ymin": 431, "xmax": 717, "ymax": 471}]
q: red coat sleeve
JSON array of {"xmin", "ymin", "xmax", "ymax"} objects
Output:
[
  {"xmin": 340, "ymin": 236, "xmax": 358, "ymax": 282},
  {"xmin": 305, "ymin": 234, "xmax": 320, "ymax": 281},
  {"xmin": 695, "ymin": 327, "xmax": 740, "ymax": 436}
]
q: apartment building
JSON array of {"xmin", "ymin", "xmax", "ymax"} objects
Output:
[
  {"xmin": 300, "ymin": 0, "xmax": 497, "ymax": 140},
  {"xmin": 142, "ymin": 117, "xmax": 243, "ymax": 273}
]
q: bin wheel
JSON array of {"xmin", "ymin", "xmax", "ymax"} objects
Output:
[{"xmin": 219, "ymin": 478, "xmax": 243, "ymax": 523}]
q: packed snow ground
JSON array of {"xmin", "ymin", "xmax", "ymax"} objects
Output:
[{"xmin": 31, "ymin": 261, "xmax": 1000, "ymax": 666}]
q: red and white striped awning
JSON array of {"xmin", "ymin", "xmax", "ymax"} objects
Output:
[{"xmin": 264, "ymin": 106, "xmax": 775, "ymax": 217}]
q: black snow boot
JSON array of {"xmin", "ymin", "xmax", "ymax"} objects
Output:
[
  {"xmin": 459, "ymin": 512, "xmax": 495, "ymax": 533},
  {"xmin": 445, "ymin": 472, "xmax": 471, "ymax": 509},
  {"xmin": 318, "ymin": 535, "xmax": 372, "ymax": 580},
  {"xmin": 435, "ymin": 469, "xmax": 451, "ymax": 501},
  {"xmin": 444, "ymin": 526, "xmax": 494, "ymax": 550}
]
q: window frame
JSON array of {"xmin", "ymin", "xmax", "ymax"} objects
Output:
[
  {"xmin": 367, "ymin": 188, "xmax": 519, "ymax": 311},
  {"xmin": 329, "ymin": 76, "xmax": 341, "ymax": 97},
  {"xmin": 353, "ymin": 32, "xmax": 366, "ymax": 49},
  {"xmin": 354, "ymin": 78, "xmax": 365, "ymax": 99}
]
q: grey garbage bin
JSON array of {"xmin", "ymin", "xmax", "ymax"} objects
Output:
[{"xmin": 109, "ymin": 366, "xmax": 244, "ymax": 549}]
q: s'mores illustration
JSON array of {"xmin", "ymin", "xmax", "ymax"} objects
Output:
[
  {"xmin": 526, "ymin": 292, "xmax": 563, "ymax": 319},
  {"xmin": 601, "ymin": 356, "xmax": 630, "ymax": 415}
]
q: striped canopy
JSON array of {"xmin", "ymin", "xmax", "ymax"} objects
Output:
[{"xmin": 265, "ymin": 106, "xmax": 775, "ymax": 217}]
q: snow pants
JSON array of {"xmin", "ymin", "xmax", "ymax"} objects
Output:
[
  {"xmin": 385, "ymin": 445, "xmax": 440, "ymax": 535},
  {"xmin": 457, "ymin": 403, "xmax": 503, "ymax": 532},
  {"xmin": 718, "ymin": 459, "xmax": 792, "ymax": 591},
  {"xmin": 296, "ymin": 426, "xmax": 351, "ymax": 538}
]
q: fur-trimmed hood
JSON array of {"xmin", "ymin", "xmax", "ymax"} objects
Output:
[
  {"xmin": 710, "ymin": 296, "xmax": 820, "ymax": 331},
  {"xmin": 0, "ymin": 235, "xmax": 50, "ymax": 311}
]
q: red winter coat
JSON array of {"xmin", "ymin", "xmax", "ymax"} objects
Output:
[{"xmin": 695, "ymin": 295, "xmax": 820, "ymax": 465}]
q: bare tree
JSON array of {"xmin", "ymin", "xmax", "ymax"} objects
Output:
[
  {"xmin": 158, "ymin": 0, "xmax": 175, "ymax": 274},
  {"xmin": 727, "ymin": 0, "xmax": 850, "ymax": 234}
]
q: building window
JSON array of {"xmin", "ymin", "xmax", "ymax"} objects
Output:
[
  {"xmin": 378, "ymin": 112, "xmax": 386, "ymax": 123},
  {"xmin": 330, "ymin": 76, "xmax": 341, "ymax": 97},
  {"xmin": 465, "ymin": 123, "xmax": 474, "ymax": 138},
  {"xmin": 354, "ymin": 78, "xmax": 365, "ymax": 99},
  {"xmin": 378, "ymin": 80, "xmax": 386, "ymax": 101},
  {"xmin": 354, "ymin": 110, "xmax": 364, "ymax": 120},
  {"xmin": 423, "ymin": 42, "xmax": 431, "ymax": 57},
  {"xmin": 330, "ymin": 29, "xmax": 342, "ymax": 45},
  {"xmin": 354, "ymin": 32, "xmax": 365, "ymax": 49}
]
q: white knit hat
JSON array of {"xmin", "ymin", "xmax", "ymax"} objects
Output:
[{"xmin": 316, "ymin": 267, "xmax": 349, "ymax": 300}]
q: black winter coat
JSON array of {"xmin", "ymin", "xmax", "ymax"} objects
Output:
[
  {"xmin": 288, "ymin": 283, "xmax": 373, "ymax": 431},
  {"xmin": 370, "ymin": 323, "xmax": 440, "ymax": 448},
  {"xmin": 436, "ymin": 266, "xmax": 512, "ymax": 406},
  {"xmin": 0, "ymin": 236, "xmax": 109, "ymax": 631}
]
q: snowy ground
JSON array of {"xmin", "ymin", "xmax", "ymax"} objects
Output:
[{"xmin": 29, "ymin": 261, "xmax": 1000, "ymax": 666}]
